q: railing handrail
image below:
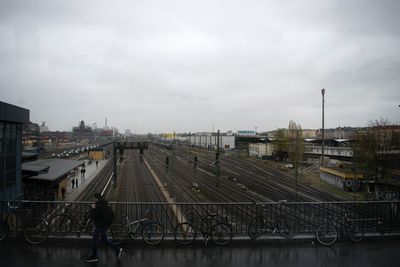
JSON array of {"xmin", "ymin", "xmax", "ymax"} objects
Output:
[{"xmin": 1, "ymin": 200, "xmax": 399, "ymax": 241}]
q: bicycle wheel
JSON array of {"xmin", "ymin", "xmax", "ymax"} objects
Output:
[
  {"xmin": 23, "ymin": 216, "xmax": 49, "ymax": 245},
  {"xmin": 279, "ymin": 218, "xmax": 296, "ymax": 238},
  {"xmin": 211, "ymin": 223, "xmax": 232, "ymax": 246},
  {"xmin": 347, "ymin": 222, "xmax": 364, "ymax": 242},
  {"xmin": 247, "ymin": 216, "xmax": 264, "ymax": 240},
  {"xmin": 142, "ymin": 222, "xmax": 164, "ymax": 246},
  {"xmin": 0, "ymin": 221, "xmax": 9, "ymax": 241},
  {"xmin": 110, "ymin": 223, "xmax": 128, "ymax": 245},
  {"xmin": 174, "ymin": 222, "xmax": 195, "ymax": 245},
  {"xmin": 315, "ymin": 224, "xmax": 337, "ymax": 246},
  {"xmin": 48, "ymin": 214, "xmax": 72, "ymax": 236}
]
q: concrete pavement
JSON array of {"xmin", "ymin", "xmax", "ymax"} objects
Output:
[
  {"xmin": 65, "ymin": 159, "xmax": 111, "ymax": 201},
  {"xmin": 1, "ymin": 238, "xmax": 399, "ymax": 267}
]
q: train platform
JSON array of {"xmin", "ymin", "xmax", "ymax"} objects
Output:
[
  {"xmin": 1, "ymin": 237, "xmax": 399, "ymax": 267},
  {"xmin": 65, "ymin": 159, "xmax": 111, "ymax": 201}
]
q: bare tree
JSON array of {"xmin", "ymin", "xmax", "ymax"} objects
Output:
[
  {"xmin": 272, "ymin": 121, "xmax": 304, "ymax": 162},
  {"xmin": 287, "ymin": 121, "xmax": 305, "ymax": 163},
  {"xmin": 352, "ymin": 118, "xmax": 398, "ymax": 178},
  {"xmin": 272, "ymin": 128, "xmax": 288, "ymax": 161}
]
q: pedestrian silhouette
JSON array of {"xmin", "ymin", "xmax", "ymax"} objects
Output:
[{"xmin": 86, "ymin": 193, "xmax": 122, "ymax": 263}]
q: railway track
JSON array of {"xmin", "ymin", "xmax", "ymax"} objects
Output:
[
  {"xmin": 176, "ymin": 145, "xmax": 342, "ymax": 202},
  {"xmin": 146, "ymin": 145, "xmax": 277, "ymax": 232},
  {"xmin": 115, "ymin": 150, "xmax": 174, "ymax": 231},
  {"xmin": 155, "ymin": 144, "xmax": 352, "ymax": 231}
]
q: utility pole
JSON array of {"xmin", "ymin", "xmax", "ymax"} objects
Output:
[
  {"xmin": 188, "ymin": 132, "xmax": 191, "ymax": 157},
  {"xmin": 216, "ymin": 130, "xmax": 220, "ymax": 186},
  {"xmin": 321, "ymin": 88, "xmax": 325, "ymax": 166},
  {"xmin": 172, "ymin": 132, "xmax": 176, "ymax": 171},
  {"xmin": 113, "ymin": 141, "xmax": 117, "ymax": 189},
  {"xmin": 265, "ymin": 132, "xmax": 268, "ymax": 158},
  {"xmin": 294, "ymin": 129, "xmax": 299, "ymax": 201}
]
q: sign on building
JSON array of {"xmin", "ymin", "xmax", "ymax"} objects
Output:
[{"xmin": 237, "ymin": 130, "xmax": 256, "ymax": 136}]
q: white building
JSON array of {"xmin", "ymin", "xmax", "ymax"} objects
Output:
[
  {"xmin": 187, "ymin": 135, "xmax": 235, "ymax": 150},
  {"xmin": 249, "ymin": 143, "xmax": 275, "ymax": 158},
  {"xmin": 39, "ymin": 121, "xmax": 49, "ymax": 133}
]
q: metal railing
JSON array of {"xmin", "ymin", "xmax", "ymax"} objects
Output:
[{"xmin": 1, "ymin": 200, "xmax": 399, "ymax": 239}]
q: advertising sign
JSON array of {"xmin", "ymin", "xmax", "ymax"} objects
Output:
[{"xmin": 237, "ymin": 130, "xmax": 256, "ymax": 136}]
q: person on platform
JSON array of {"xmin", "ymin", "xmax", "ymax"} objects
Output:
[{"xmin": 85, "ymin": 193, "xmax": 122, "ymax": 263}]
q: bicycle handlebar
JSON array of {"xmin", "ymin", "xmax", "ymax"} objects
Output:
[{"xmin": 7, "ymin": 201, "xmax": 19, "ymax": 210}]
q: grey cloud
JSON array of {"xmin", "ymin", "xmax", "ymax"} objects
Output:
[{"xmin": 0, "ymin": 0, "xmax": 399, "ymax": 133}]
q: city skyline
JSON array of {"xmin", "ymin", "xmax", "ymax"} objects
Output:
[{"xmin": 1, "ymin": 0, "xmax": 399, "ymax": 133}]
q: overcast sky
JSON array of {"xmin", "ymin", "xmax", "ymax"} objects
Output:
[{"xmin": 1, "ymin": 0, "xmax": 399, "ymax": 133}]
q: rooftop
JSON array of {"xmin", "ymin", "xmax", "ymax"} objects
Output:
[
  {"xmin": 0, "ymin": 101, "xmax": 30, "ymax": 124},
  {"xmin": 22, "ymin": 159, "xmax": 83, "ymax": 182}
]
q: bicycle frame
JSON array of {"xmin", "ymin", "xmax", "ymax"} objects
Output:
[
  {"xmin": 326, "ymin": 214, "xmax": 353, "ymax": 237},
  {"xmin": 121, "ymin": 216, "xmax": 149, "ymax": 237},
  {"xmin": 247, "ymin": 200, "xmax": 296, "ymax": 240},
  {"xmin": 110, "ymin": 208, "xmax": 165, "ymax": 246},
  {"xmin": 187, "ymin": 215, "xmax": 217, "ymax": 243},
  {"xmin": 2, "ymin": 207, "xmax": 21, "ymax": 232},
  {"xmin": 1, "ymin": 202, "xmax": 32, "ymax": 232},
  {"xmin": 315, "ymin": 213, "xmax": 364, "ymax": 246},
  {"xmin": 1, "ymin": 202, "xmax": 49, "ymax": 244},
  {"xmin": 259, "ymin": 203, "xmax": 289, "ymax": 234},
  {"xmin": 53, "ymin": 203, "xmax": 92, "ymax": 236}
]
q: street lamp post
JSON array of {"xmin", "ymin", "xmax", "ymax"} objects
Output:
[
  {"xmin": 321, "ymin": 88, "xmax": 325, "ymax": 166},
  {"xmin": 294, "ymin": 129, "xmax": 299, "ymax": 201}
]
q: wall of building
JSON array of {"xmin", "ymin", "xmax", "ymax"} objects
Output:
[
  {"xmin": 319, "ymin": 167, "xmax": 364, "ymax": 191},
  {"xmin": 89, "ymin": 150, "xmax": 104, "ymax": 160},
  {"xmin": 58, "ymin": 175, "xmax": 69, "ymax": 200},
  {"xmin": 0, "ymin": 122, "xmax": 23, "ymax": 200},
  {"xmin": 187, "ymin": 135, "xmax": 235, "ymax": 150},
  {"xmin": 320, "ymin": 170, "xmax": 345, "ymax": 189},
  {"xmin": 249, "ymin": 143, "xmax": 276, "ymax": 158},
  {"xmin": 0, "ymin": 102, "xmax": 29, "ymax": 200},
  {"xmin": 103, "ymin": 143, "xmax": 114, "ymax": 159}
]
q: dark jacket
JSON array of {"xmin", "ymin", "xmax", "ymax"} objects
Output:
[{"xmin": 91, "ymin": 197, "xmax": 109, "ymax": 228}]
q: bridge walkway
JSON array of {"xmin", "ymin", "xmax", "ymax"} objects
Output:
[{"xmin": 1, "ymin": 238, "xmax": 399, "ymax": 267}]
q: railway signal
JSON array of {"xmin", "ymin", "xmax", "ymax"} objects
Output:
[
  {"xmin": 165, "ymin": 156, "xmax": 169, "ymax": 171},
  {"xmin": 193, "ymin": 156, "xmax": 198, "ymax": 169},
  {"xmin": 215, "ymin": 152, "xmax": 220, "ymax": 167}
]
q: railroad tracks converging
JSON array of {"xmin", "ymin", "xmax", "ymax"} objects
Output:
[{"xmin": 3, "ymin": 144, "xmax": 394, "ymax": 246}]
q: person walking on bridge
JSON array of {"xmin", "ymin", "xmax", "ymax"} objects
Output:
[{"xmin": 85, "ymin": 193, "xmax": 122, "ymax": 263}]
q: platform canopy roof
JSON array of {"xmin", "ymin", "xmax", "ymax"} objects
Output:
[{"xmin": 22, "ymin": 159, "xmax": 83, "ymax": 182}]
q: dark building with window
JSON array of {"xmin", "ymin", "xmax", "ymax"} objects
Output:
[
  {"xmin": 0, "ymin": 101, "xmax": 30, "ymax": 200},
  {"xmin": 73, "ymin": 120, "xmax": 94, "ymax": 140}
]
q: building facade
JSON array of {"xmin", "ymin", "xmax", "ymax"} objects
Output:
[
  {"xmin": 0, "ymin": 101, "xmax": 30, "ymax": 200},
  {"xmin": 187, "ymin": 134, "xmax": 235, "ymax": 150},
  {"xmin": 249, "ymin": 143, "xmax": 276, "ymax": 158}
]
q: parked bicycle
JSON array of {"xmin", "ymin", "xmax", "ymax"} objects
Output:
[
  {"xmin": 0, "ymin": 201, "xmax": 49, "ymax": 244},
  {"xmin": 361, "ymin": 217, "xmax": 390, "ymax": 235},
  {"xmin": 247, "ymin": 200, "xmax": 296, "ymax": 239},
  {"xmin": 48, "ymin": 202, "xmax": 93, "ymax": 237},
  {"xmin": 315, "ymin": 213, "xmax": 364, "ymax": 246},
  {"xmin": 174, "ymin": 209, "xmax": 233, "ymax": 246},
  {"xmin": 110, "ymin": 209, "xmax": 164, "ymax": 246}
]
